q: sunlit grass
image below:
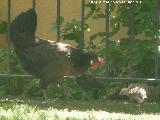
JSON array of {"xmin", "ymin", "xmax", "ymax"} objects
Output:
[{"xmin": 0, "ymin": 99, "xmax": 160, "ymax": 120}]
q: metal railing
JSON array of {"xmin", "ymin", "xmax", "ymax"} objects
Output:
[{"xmin": 0, "ymin": 0, "xmax": 160, "ymax": 82}]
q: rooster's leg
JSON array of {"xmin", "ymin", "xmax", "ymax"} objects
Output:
[
  {"xmin": 41, "ymin": 89, "xmax": 48, "ymax": 101},
  {"xmin": 76, "ymin": 74, "xmax": 104, "ymax": 99},
  {"xmin": 39, "ymin": 79, "xmax": 49, "ymax": 101},
  {"xmin": 21, "ymin": 79, "xmax": 37, "ymax": 98}
]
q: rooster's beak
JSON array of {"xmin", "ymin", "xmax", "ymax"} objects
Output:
[
  {"xmin": 98, "ymin": 57, "xmax": 105, "ymax": 65},
  {"xmin": 90, "ymin": 57, "xmax": 105, "ymax": 70}
]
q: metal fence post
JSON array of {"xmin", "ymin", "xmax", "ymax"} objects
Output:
[
  {"xmin": 105, "ymin": 1, "xmax": 110, "ymax": 75},
  {"xmin": 57, "ymin": 0, "xmax": 60, "ymax": 42},
  {"xmin": 80, "ymin": 0, "xmax": 85, "ymax": 48},
  {"xmin": 128, "ymin": 1, "xmax": 135, "ymax": 77},
  {"xmin": 128, "ymin": 0, "xmax": 135, "ymax": 41},
  {"xmin": 155, "ymin": 0, "xmax": 160, "ymax": 79},
  {"xmin": 6, "ymin": 0, "xmax": 11, "ymax": 74},
  {"xmin": 32, "ymin": 0, "xmax": 36, "ymax": 9}
]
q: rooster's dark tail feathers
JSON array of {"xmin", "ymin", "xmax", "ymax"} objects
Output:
[{"xmin": 10, "ymin": 8, "xmax": 37, "ymax": 42}]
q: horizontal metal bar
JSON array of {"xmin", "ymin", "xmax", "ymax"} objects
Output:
[
  {"xmin": 0, "ymin": 74, "xmax": 33, "ymax": 78},
  {"xmin": 0, "ymin": 74, "xmax": 159, "ymax": 82},
  {"xmin": 64, "ymin": 76, "xmax": 160, "ymax": 82}
]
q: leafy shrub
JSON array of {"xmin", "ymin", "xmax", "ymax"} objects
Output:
[
  {"xmin": 104, "ymin": 39, "xmax": 156, "ymax": 78},
  {"xmin": 0, "ymin": 21, "xmax": 7, "ymax": 34}
]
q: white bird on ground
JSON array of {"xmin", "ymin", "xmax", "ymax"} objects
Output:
[{"xmin": 119, "ymin": 84, "xmax": 147, "ymax": 104}]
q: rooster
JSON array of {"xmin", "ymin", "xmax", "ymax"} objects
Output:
[{"xmin": 10, "ymin": 9, "xmax": 104, "ymax": 94}]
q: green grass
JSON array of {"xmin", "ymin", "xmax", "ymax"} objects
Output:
[{"xmin": 0, "ymin": 98, "xmax": 160, "ymax": 120}]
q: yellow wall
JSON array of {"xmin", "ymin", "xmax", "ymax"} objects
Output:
[
  {"xmin": 0, "ymin": 0, "xmax": 104, "ymax": 46},
  {"xmin": 0, "ymin": 0, "xmax": 148, "ymax": 48},
  {"xmin": 0, "ymin": 0, "xmax": 110, "ymax": 48}
]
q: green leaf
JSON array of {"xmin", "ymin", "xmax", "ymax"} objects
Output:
[
  {"xmin": 50, "ymin": 16, "xmax": 64, "ymax": 32},
  {"xmin": 62, "ymin": 32, "xmax": 81, "ymax": 43},
  {"xmin": 90, "ymin": 32, "xmax": 106, "ymax": 41},
  {"xmin": 0, "ymin": 21, "xmax": 7, "ymax": 34},
  {"xmin": 93, "ymin": 13, "xmax": 105, "ymax": 19},
  {"xmin": 0, "ymin": 49, "xmax": 7, "ymax": 61},
  {"xmin": 57, "ymin": 16, "xmax": 64, "ymax": 25}
]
